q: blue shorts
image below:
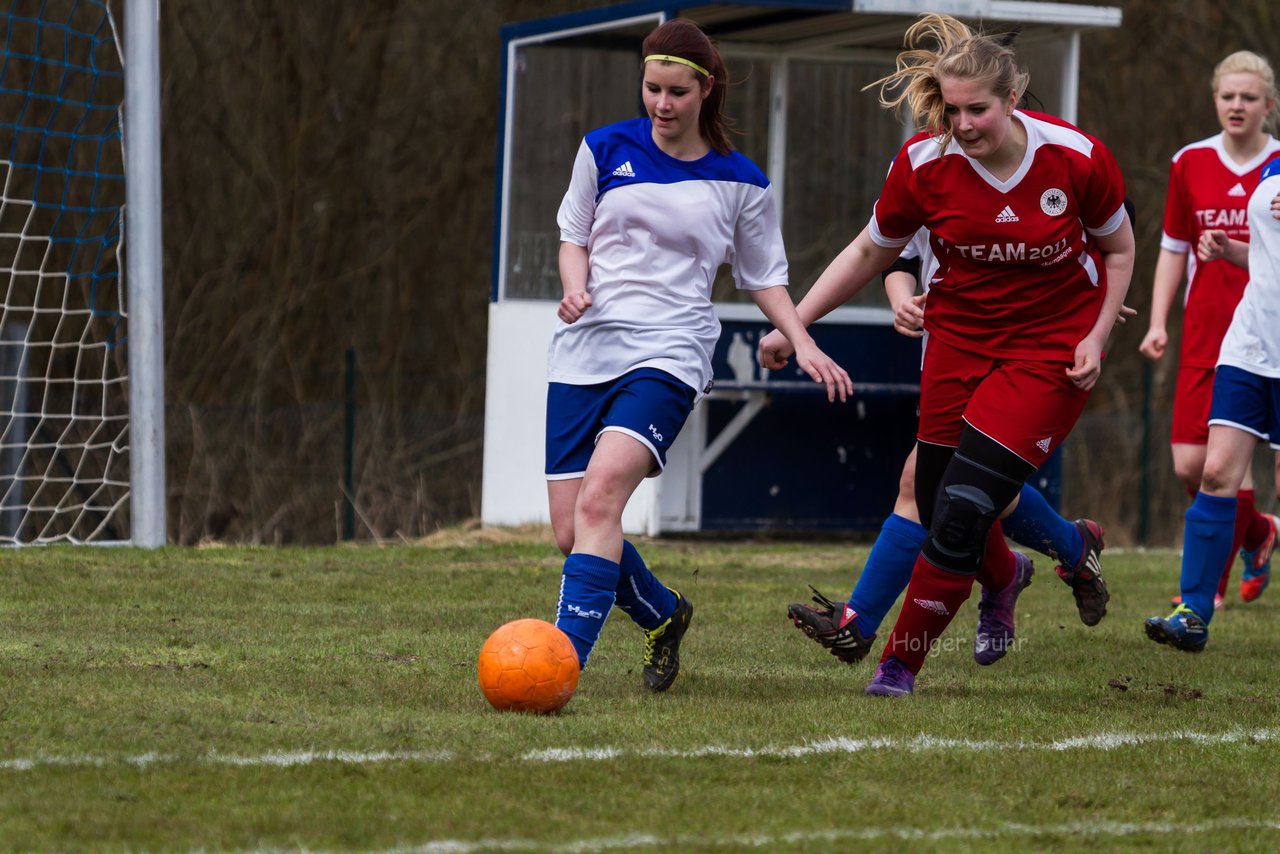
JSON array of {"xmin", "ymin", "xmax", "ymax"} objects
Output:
[
  {"xmin": 546, "ymin": 368, "xmax": 696, "ymax": 479},
  {"xmin": 1208, "ymin": 365, "xmax": 1280, "ymax": 450}
]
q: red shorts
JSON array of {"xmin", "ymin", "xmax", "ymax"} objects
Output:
[
  {"xmin": 918, "ymin": 336, "xmax": 1091, "ymax": 468},
  {"xmin": 1170, "ymin": 364, "xmax": 1213, "ymax": 445}
]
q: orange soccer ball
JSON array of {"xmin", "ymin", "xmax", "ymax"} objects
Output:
[{"xmin": 477, "ymin": 618, "xmax": 580, "ymax": 713}]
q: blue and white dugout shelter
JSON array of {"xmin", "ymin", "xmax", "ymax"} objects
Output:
[{"xmin": 483, "ymin": 0, "xmax": 1122, "ymax": 535}]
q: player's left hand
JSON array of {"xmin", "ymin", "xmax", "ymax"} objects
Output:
[
  {"xmin": 1067, "ymin": 336, "xmax": 1104, "ymax": 391},
  {"xmin": 1198, "ymin": 229, "xmax": 1229, "ymax": 263},
  {"xmin": 1272, "ymin": 190, "xmax": 1280, "ymax": 220},
  {"xmin": 794, "ymin": 342, "xmax": 853, "ymax": 403},
  {"xmin": 1114, "ymin": 304, "xmax": 1137, "ymax": 326},
  {"xmin": 892, "ymin": 293, "xmax": 927, "ymax": 338}
]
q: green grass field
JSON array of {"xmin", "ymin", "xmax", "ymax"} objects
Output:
[{"xmin": 2, "ymin": 534, "xmax": 1278, "ymax": 851}]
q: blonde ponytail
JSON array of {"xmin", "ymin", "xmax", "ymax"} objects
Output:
[{"xmin": 866, "ymin": 13, "xmax": 1029, "ymax": 149}]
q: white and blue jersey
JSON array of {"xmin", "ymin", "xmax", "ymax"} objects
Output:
[
  {"xmin": 1208, "ymin": 158, "xmax": 1280, "ymax": 448},
  {"xmin": 1218, "ymin": 158, "xmax": 1280, "ymax": 378},
  {"xmin": 552, "ymin": 117, "xmax": 787, "ymax": 398}
]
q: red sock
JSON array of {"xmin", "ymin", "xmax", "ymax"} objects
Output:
[
  {"xmin": 881, "ymin": 556, "xmax": 974, "ymax": 674},
  {"xmin": 1214, "ymin": 490, "xmax": 1255, "ymax": 596},
  {"xmin": 1240, "ymin": 489, "xmax": 1271, "ymax": 551},
  {"xmin": 1216, "ymin": 561, "xmax": 1232, "ymax": 599},
  {"xmin": 977, "ymin": 521, "xmax": 1015, "ymax": 591}
]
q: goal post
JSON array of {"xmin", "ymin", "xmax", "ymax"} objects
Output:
[
  {"xmin": 123, "ymin": 0, "xmax": 165, "ymax": 547},
  {"xmin": 0, "ymin": 0, "xmax": 164, "ymax": 545}
]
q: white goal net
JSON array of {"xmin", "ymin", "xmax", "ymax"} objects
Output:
[{"xmin": 0, "ymin": 1, "xmax": 130, "ymax": 543}]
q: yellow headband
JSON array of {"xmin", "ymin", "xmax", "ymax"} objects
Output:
[{"xmin": 644, "ymin": 54, "xmax": 710, "ymax": 77}]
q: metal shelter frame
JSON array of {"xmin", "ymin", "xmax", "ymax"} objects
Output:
[{"xmin": 482, "ymin": 0, "xmax": 1122, "ymax": 534}]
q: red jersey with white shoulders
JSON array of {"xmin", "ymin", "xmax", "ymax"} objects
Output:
[
  {"xmin": 1160, "ymin": 132, "xmax": 1280, "ymax": 368},
  {"xmin": 869, "ymin": 110, "xmax": 1127, "ymax": 360}
]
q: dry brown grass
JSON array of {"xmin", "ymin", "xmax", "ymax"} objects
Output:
[{"xmin": 415, "ymin": 520, "xmax": 554, "ymax": 549}]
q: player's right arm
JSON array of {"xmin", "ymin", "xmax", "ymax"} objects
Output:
[
  {"xmin": 759, "ymin": 151, "xmax": 918, "ymax": 367},
  {"xmin": 1141, "ymin": 157, "xmax": 1193, "ymax": 362},
  {"xmin": 557, "ymin": 242, "xmax": 592, "ymax": 323},
  {"xmin": 555, "ymin": 139, "xmax": 598, "ymax": 325},
  {"xmin": 1138, "ymin": 247, "xmax": 1186, "ymax": 361},
  {"xmin": 795, "ymin": 227, "xmax": 904, "ymax": 324},
  {"xmin": 757, "ymin": 227, "xmax": 902, "ymax": 368}
]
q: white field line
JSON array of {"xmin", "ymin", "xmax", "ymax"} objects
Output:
[
  {"xmin": 2, "ymin": 727, "xmax": 1277, "ymax": 773},
  {"xmin": 380, "ymin": 817, "xmax": 1280, "ymax": 853}
]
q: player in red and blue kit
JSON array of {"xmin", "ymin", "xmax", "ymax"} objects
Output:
[
  {"xmin": 788, "ymin": 209, "xmax": 1137, "ymax": 670},
  {"xmin": 1139, "ymin": 51, "xmax": 1280, "ymax": 608},
  {"xmin": 760, "ymin": 13, "xmax": 1133, "ymax": 696}
]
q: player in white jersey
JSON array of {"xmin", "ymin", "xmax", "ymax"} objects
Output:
[
  {"xmin": 547, "ymin": 18, "xmax": 851, "ymax": 694},
  {"xmin": 1146, "ymin": 158, "xmax": 1280, "ymax": 652},
  {"xmin": 1139, "ymin": 51, "xmax": 1280, "ymax": 609}
]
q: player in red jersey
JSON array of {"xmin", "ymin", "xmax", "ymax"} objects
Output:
[
  {"xmin": 759, "ymin": 13, "xmax": 1134, "ymax": 696},
  {"xmin": 1139, "ymin": 51, "xmax": 1280, "ymax": 607}
]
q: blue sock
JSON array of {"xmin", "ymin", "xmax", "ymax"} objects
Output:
[
  {"xmin": 615, "ymin": 540, "xmax": 677, "ymax": 631},
  {"xmin": 1003, "ymin": 483, "xmax": 1082, "ymax": 565},
  {"xmin": 848, "ymin": 513, "xmax": 927, "ymax": 637},
  {"xmin": 555, "ymin": 553, "xmax": 619, "ymax": 667},
  {"xmin": 1180, "ymin": 492, "xmax": 1237, "ymax": 624}
]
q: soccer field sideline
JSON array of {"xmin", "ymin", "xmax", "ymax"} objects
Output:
[
  {"xmin": 397, "ymin": 817, "xmax": 1280, "ymax": 854},
  {"xmin": 6, "ymin": 733, "xmax": 1279, "ymax": 853},
  {"xmin": 2, "ymin": 724, "xmax": 1277, "ymax": 772}
]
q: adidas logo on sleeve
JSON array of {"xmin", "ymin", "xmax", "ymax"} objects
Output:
[{"xmin": 611, "ymin": 161, "xmax": 635, "ymax": 177}]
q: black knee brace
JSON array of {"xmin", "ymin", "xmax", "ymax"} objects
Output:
[
  {"xmin": 924, "ymin": 481, "xmax": 1002, "ymax": 573},
  {"xmin": 920, "ymin": 427, "xmax": 1036, "ymax": 574}
]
